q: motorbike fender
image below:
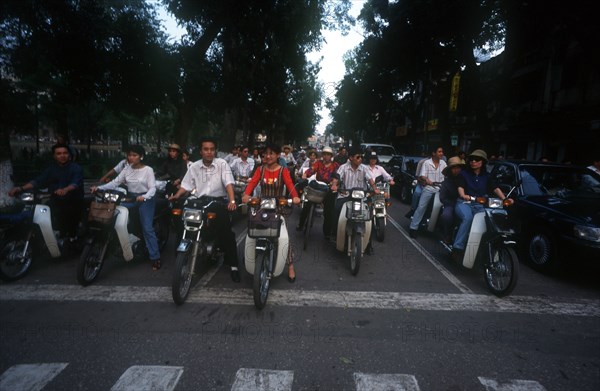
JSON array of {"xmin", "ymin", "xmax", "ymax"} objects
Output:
[
  {"xmin": 243, "ymin": 217, "xmax": 288, "ymax": 277},
  {"xmin": 114, "ymin": 206, "xmax": 134, "ymax": 261},
  {"xmin": 462, "ymin": 212, "xmax": 486, "ymax": 269},
  {"xmin": 33, "ymin": 204, "xmax": 60, "ymax": 257},
  {"xmin": 427, "ymin": 192, "xmax": 443, "ymax": 233},
  {"xmin": 176, "ymin": 239, "xmax": 193, "ymax": 253},
  {"xmin": 336, "ymin": 203, "xmax": 349, "ymax": 252}
]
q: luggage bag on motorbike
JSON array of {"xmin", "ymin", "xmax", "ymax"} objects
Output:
[
  {"xmin": 88, "ymin": 201, "xmax": 116, "ymax": 225},
  {"xmin": 248, "ymin": 210, "xmax": 281, "ymax": 238},
  {"xmin": 305, "ymin": 181, "xmax": 328, "ymax": 203}
]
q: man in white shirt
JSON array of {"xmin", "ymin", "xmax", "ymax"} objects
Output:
[
  {"xmin": 230, "ymin": 145, "xmax": 255, "ymax": 179},
  {"xmin": 409, "ymin": 146, "xmax": 447, "ymax": 238},
  {"xmin": 169, "ymin": 138, "xmax": 241, "ymax": 282}
]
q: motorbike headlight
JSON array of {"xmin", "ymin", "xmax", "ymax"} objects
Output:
[
  {"xmin": 20, "ymin": 192, "xmax": 34, "ymax": 202},
  {"xmin": 487, "ymin": 198, "xmax": 503, "ymax": 208},
  {"xmin": 573, "ymin": 225, "xmax": 600, "ymax": 242},
  {"xmin": 351, "ymin": 190, "xmax": 365, "ymax": 199},
  {"xmin": 260, "ymin": 198, "xmax": 277, "ymax": 210},
  {"xmin": 374, "ymin": 200, "xmax": 385, "ymax": 208},
  {"xmin": 184, "ymin": 209, "xmax": 202, "ymax": 222},
  {"xmin": 104, "ymin": 192, "xmax": 120, "ymax": 202}
]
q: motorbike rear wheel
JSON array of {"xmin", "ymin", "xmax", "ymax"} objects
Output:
[
  {"xmin": 303, "ymin": 203, "xmax": 314, "ymax": 251},
  {"xmin": 375, "ymin": 216, "xmax": 385, "ymax": 242},
  {"xmin": 77, "ymin": 238, "xmax": 108, "ymax": 286},
  {"xmin": 172, "ymin": 249, "xmax": 195, "ymax": 305},
  {"xmin": 253, "ymin": 247, "xmax": 272, "ymax": 310},
  {"xmin": 350, "ymin": 231, "xmax": 362, "ymax": 276},
  {"xmin": 483, "ymin": 244, "xmax": 519, "ymax": 297},
  {"xmin": 0, "ymin": 239, "xmax": 33, "ymax": 282}
]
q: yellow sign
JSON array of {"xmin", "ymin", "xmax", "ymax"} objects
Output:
[
  {"xmin": 449, "ymin": 72, "xmax": 460, "ymax": 112},
  {"xmin": 427, "ymin": 119, "xmax": 438, "ymax": 131}
]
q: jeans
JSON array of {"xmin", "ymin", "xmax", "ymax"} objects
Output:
[
  {"xmin": 122, "ymin": 195, "xmax": 160, "ymax": 261},
  {"xmin": 409, "ymin": 188, "xmax": 438, "ymax": 230},
  {"xmin": 411, "ymin": 184, "xmax": 423, "ymax": 211},
  {"xmin": 453, "ymin": 201, "xmax": 485, "ymax": 250},
  {"xmin": 440, "ymin": 205, "xmax": 455, "ymax": 242}
]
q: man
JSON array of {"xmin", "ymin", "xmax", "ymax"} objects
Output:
[
  {"xmin": 230, "ymin": 145, "xmax": 255, "ymax": 179},
  {"xmin": 408, "ymin": 146, "xmax": 447, "ymax": 238},
  {"xmin": 334, "ymin": 146, "xmax": 348, "ymax": 165},
  {"xmin": 587, "ymin": 158, "xmax": 600, "ymax": 175},
  {"xmin": 156, "ymin": 143, "xmax": 187, "ymax": 194},
  {"xmin": 168, "ymin": 138, "xmax": 241, "ymax": 282},
  {"xmin": 224, "ymin": 145, "xmax": 240, "ymax": 165},
  {"xmin": 281, "ymin": 145, "xmax": 296, "ymax": 166},
  {"xmin": 405, "ymin": 156, "xmax": 427, "ymax": 218},
  {"xmin": 331, "ymin": 146, "xmax": 379, "ymax": 254},
  {"xmin": 9, "ymin": 144, "xmax": 83, "ymax": 239}
]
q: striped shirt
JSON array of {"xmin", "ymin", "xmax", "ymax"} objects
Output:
[{"xmin": 335, "ymin": 162, "xmax": 373, "ymax": 197}]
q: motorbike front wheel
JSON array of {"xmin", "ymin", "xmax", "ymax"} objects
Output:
[
  {"xmin": 483, "ymin": 244, "xmax": 519, "ymax": 297},
  {"xmin": 350, "ymin": 230, "xmax": 362, "ymax": 276},
  {"xmin": 0, "ymin": 239, "xmax": 33, "ymax": 282},
  {"xmin": 172, "ymin": 249, "xmax": 196, "ymax": 305},
  {"xmin": 253, "ymin": 247, "xmax": 272, "ymax": 310},
  {"xmin": 303, "ymin": 203, "xmax": 314, "ymax": 251},
  {"xmin": 77, "ymin": 238, "xmax": 108, "ymax": 286},
  {"xmin": 375, "ymin": 216, "xmax": 385, "ymax": 242}
]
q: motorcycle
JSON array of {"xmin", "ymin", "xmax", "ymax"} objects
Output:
[
  {"xmin": 371, "ymin": 181, "xmax": 392, "ymax": 242},
  {"xmin": 335, "ymin": 188, "xmax": 373, "ymax": 275},
  {"xmin": 244, "ymin": 196, "xmax": 293, "ymax": 310},
  {"xmin": 430, "ymin": 184, "xmax": 520, "ymax": 296},
  {"xmin": 233, "ymin": 175, "xmax": 249, "ymax": 216},
  {"xmin": 0, "ymin": 191, "xmax": 81, "ymax": 281},
  {"xmin": 77, "ymin": 189, "xmax": 170, "ymax": 286},
  {"xmin": 298, "ymin": 179, "xmax": 329, "ymax": 250},
  {"xmin": 171, "ymin": 196, "xmax": 226, "ymax": 305}
]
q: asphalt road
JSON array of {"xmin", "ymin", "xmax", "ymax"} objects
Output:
[{"xmin": 1, "ymin": 198, "xmax": 599, "ymax": 390}]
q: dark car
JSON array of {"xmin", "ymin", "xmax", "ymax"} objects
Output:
[
  {"xmin": 489, "ymin": 160, "xmax": 600, "ymax": 273},
  {"xmin": 387, "ymin": 155, "xmax": 427, "ymax": 204}
]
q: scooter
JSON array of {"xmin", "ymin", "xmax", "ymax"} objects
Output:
[
  {"xmin": 171, "ymin": 195, "xmax": 227, "ymax": 304},
  {"xmin": 244, "ymin": 196, "xmax": 292, "ymax": 310},
  {"xmin": 372, "ymin": 181, "xmax": 392, "ymax": 242},
  {"xmin": 76, "ymin": 189, "xmax": 170, "ymax": 286},
  {"xmin": 336, "ymin": 188, "xmax": 372, "ymax": 276},
  {"xmin": 233, "ymin": 175, "xmax": 249, "ymax": 216},
  {"xmin": 298, "ymin": 178, "xmax": 329, "ymax": 250},
  {"xmin": 428, "ymin": 185, "xmax": 520, "ymax": 296},
  {"xmin": 0, "ymin": 191, "xmax": 81, "ymax": 281}
]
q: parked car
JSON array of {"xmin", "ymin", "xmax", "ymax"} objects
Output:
[
  {"xmin": 488, "ymin": 160, "xmax": 600, "ymax": 273},
  {"xmin": 360, "ymin": 143, "xmax": 397, "ymax": 167},
  {"xmin": 387, "ymin": 155, "xmax": 427, "ymax": 204}
]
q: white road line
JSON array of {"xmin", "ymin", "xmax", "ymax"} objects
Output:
[
  {"xmin": 355, "ymin": 372, "xmax": 420, "ymax": 391},
  {"xmin": 231, "ymin": 368, "xmax": 294, "ymax": 391},
  {"xmin": 478, "ymin": 377, "xmax": 547, "ymax": 391},
  {"xmin": 0, "ymin": 363, "xmax": 68, "ymax": 391},
  {"xmin": 110, "ymin": 365, "xmax": 183, "ymax": 391},
  {"xmin": 2, "ymin": 284, "xmax": 599, "ymax": 317},
  {"xmin": 387, "ymin": 215, "xmax": 473, "ymax": 294}
]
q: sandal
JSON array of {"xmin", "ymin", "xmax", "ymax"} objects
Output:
[{"xmin": 152, "ymin": 260, "xmax": 161, "ymax": 271}]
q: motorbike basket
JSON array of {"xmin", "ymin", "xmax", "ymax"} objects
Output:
[
  {"xmin": 345, "ymin": 201, "xmax": 371, "ymax": 221},
  {"xmin": 248, "ymin": 210, "xmax": 281, "ymax": 238},
  {"xmin": 88, "ymin": 201, "xmax": 117, "ymax": 225},
  {"xmin": 305, "ymin": 183, "xmax": 328, "ymax": 203}
]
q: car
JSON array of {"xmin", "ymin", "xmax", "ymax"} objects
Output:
[
  {"xmin": 488, "ymin": 160, "xmax": 600, "ymax": 273},
  {"xmin": 360, "ymin": 143, "xmax": 398, "ymax": 167},
  {"xmin": 387, "ymin": 155, "xmax": 427, "ymax": 204}
]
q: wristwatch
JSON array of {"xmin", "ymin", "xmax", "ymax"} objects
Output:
[{"xmin": 230, "ymin": 200, "xmax": 236, "ymax": 204}]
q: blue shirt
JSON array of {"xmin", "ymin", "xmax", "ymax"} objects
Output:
[
  {"xmin": 31, "ymin": 161, "xmax": 84, "ymax": 199},
  {"xmin": 457, "ymin": 169, "xmax": 497, "ymax": 198}
]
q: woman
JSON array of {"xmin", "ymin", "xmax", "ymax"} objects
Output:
[
  {"xmin": 242, "ymin": 143, "xmax": 301, "ymax": 282},
  {"xmin": 366, "ymin": 151, "xmax": 395, "ymax": 185},
  {"xmin": 439, "ymin": 156, "xmax": 465, "ymax": 244},
  {"xmin": 182, "ymin": 150, "xmax": 193, "ymax": 169},
  {"xmin": 91, "ymin": 145, "xmax": 161, "ymax": 271}
]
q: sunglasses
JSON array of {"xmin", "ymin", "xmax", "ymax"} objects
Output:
[
  {"xmin": 470, "ymin": 157, "xmax": 483, "ymax": 162},
  {"xmin": 353, "ymin": 155, "xmax": 363, "ymax": 159}
]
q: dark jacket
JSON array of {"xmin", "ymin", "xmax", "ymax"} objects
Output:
[
  {"xmin": 31, "ymin": 161, "xmax": 84, "ymax": 200},
  {"xmin": 439, "ymin": 175, "xmax": 460, "ymax": 207},
  {"xmin": 157, "ymin": 158, "xmax": 187, "ymax": 181}
]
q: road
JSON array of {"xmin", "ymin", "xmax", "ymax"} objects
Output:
[{"xmin": 1, "ymin": 198, "xmax": 599, "ymax": 390}]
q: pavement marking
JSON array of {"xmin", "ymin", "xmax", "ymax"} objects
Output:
[
  {"xmin": 2, "ymin": 284, "xmax": 599, "ymax": 317},
  {"xmin": 0, "ymin": 363, "xmax": 68, "ymax": 391},
  {"xmin": 355, "ymin": 372, "xmax": 420, "ymax": 391},
  {"xmin": 478, "ymin": 377, "xmax": 547, "ymax": 391},
  {"xmin": 387, "ymin": 215, "xmax": 473, "ymax": 294},
  {"xmin": 231, "ymin": 368, "xmax": 294, "ymax": 391},
  {"xmin": 109, "ymin": 365, "xmax": 183, "ymax": 391}
]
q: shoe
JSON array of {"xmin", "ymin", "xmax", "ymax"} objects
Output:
[
  {"xmin": 287, "ymin": 264, "xmax": 296, "ymax": 283},
  {"xmin": 230, "ymin": 267, "xmax": 241, "ymax": 282},
  {"xmin": 405, "ymin": 210, "xmax": 414, "ymax": 219},
  {"xmin": 152, "ymin": 260, "xmax": 161, "ymax": 271},
  {"xmin": 365, "ymin": 243, "xmax": 374, "ymax": 255},
  {"xmin": 408, "ymin": 229, "xmax": 418, "ymax": 239}
]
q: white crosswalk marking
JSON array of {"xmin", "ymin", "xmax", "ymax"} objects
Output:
[
  {"xmin": 110, "ymin": 365, "xmax": 183, "ymax": 391},
  {"xmin": 0, "ymin": 363, "xmax": 68, "ymax": 391},
  {"xmin": 231, "ymin": 368, "xmax": 294, "ymax": 391},
  {"xmin": 478, "ymin": 377, "xmax": 547, "ymax": 391},
  {"xmin": 354, "ymin": 372, "xmax": 420, "ymax": 391}
]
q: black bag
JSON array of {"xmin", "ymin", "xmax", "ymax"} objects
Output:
[{"xmin": 247, "ymin": 210, "xmax": 281, "ymax": 238}]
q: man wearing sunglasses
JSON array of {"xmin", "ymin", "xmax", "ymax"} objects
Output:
[{"xmin": 451, "ymin": 149, "xmax": 506, "ymax": 260}]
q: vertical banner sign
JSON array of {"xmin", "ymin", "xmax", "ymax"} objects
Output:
[{"xmin": 449, "ymin": 72, "xmax": 460, "ymax": 112}]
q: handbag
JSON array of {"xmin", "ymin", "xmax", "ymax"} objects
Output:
[{"xmin": 88, "ymin": 201, "xmax": 116, "ymax": 225}]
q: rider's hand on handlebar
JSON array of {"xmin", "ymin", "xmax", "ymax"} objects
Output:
[
  {"xmin": 461, "ymin": 194, "xmax": 471, "ymax": 201},
  {"xmin": 242, "ymin": 194, "xmax": 251, "ymax": 204},
  {"xmin": 90, "ymin": 186, "xmax": 98, "ymax": 194},
  {"xmin": 227, "ymin": 201, "xmax": 237, "ymax": 211},
  {"xmin": 292, "ymin": 196, "xmax": 301, "ymax": 205},
  {"xmin": 136, "ymin": 196, "xmax": 145, "ymax": 202}
]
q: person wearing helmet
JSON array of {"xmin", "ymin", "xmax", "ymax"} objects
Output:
[
  {"xmin": 452, "ymin": 149, "xmax": 506, "ymax": 261},
  {"xmin": 91, "ymin": 145, "xmax": 162, "ymax": 270}
]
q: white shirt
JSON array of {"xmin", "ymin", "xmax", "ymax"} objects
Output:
[
  {"xmin": 181, "ymin": 158, "xmax": 234, "ymax": 198},
  {"xmin": 230, "ymin": 157, "xmax": 255, "ymax": 178},
  {"xmin": 418, "ymin": 158, "xmax": 447, "ymax": 191},
  {"xmin": 100, "ymin": 165, "xmax": 156, "ymax": 200},
  {"xmin": 367, "ymin": 164, "xmax": 393, "ymax": 182}
]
